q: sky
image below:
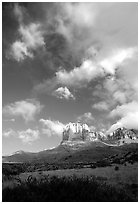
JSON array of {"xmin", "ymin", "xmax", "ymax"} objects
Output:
[{"xmin": 2, "ymin": 2, "xmax": 138, "ymax": 155}]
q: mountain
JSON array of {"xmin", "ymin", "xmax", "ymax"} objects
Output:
[
  {"xmin": 3, "ymin": 135, "xmax": 137, "ymax": 164},
  {"xmin": 62, "ymin": 122, "xmax": 106, "ymax": 143},
  {"xmin": 2, "ymin": 125, "xmax": 138, "ymax": 164},
  {"xmin": 106, "ymin": 127, "xmax": 138, "ymax": 144}
]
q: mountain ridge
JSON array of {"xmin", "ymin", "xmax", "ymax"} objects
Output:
[{"xmin": 2, "ymin": 126, "xmax": 138, "ymax": 163}]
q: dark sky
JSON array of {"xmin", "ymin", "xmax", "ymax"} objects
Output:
[{"xmin": 2, "ymin": 2, "xmax": 138, "ymax": 155}]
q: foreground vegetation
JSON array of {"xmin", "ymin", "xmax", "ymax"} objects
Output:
[
  {"xmin": 2, "ymin": 143, "xmax": 138, "ymax": 201},
  {"xmin": 3, "ymin": 145, "xmax": 138, "ymax": 176},
  {"xmin": 2, "ymin": 174, "xmax": 137, "ymax": 202}
]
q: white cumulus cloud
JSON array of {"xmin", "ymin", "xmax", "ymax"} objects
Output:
[
  {"xmin": 53, "ymin": 87, "xmax": 75, "ymax": 100},
  {"xmin": 109, "ymin": 101, "xmax": 138, "ymax": 118},
  {"xmin": 3, "ymin": 128, "xmax": 40, "ymax": 143},
  {"xmin": 107, "ymin": 112, "xmax": 138, "ymax": 134},
  {"xmin": 13, "ymin": 4, "xmax": 24, "ymax": 23},
  {"xmin": 8, "ymin": 23, "xmax": 45, "ymax": 62},
  {"xmin": 56, "ymin": 59, "xmax": 104, "ymax": 87},
  {"xmin": 3, "ymin": 99, "xmax": 43, "ymax": 122},
  {"xmin": 18, "ymin": 129, "xmax": 40, "ymax": 143},
  {"xmin": 92, "ymin": 101, "xmax": 109, "ymax": 111},
  {"xmin": 3, "ymin": 129, "xmax": 16, "ymax": 138},
  {"xmin": 7, "ymin": 5, "xmax": 45, "ymax": 61},
  {"xmin": 40, "ymin": 119, "xmax": 65, "ymax": 137},
  {"xmin": 9, "ymin": 41, "xmax": 33, "ymax": 62},
  {"xmin": 99, "ymin": 48, "xmax": 136, "ymax": 75},
  {"xmin": 56, "ymin": 3, "xmax": 97, "ymax": 43},
  {"xmin": 77, "ymin": 112, "xmax": 95, "ymax": 125},
  {"xmin": 19, "ymin": 23, "xmax": 45, "ymax": 50},
  {"xmin": 107, "ymin": 101, "xmax": 138, "ymax": 133},
  {"xmin": 56, "ymin": 47, "xmax": 136, "ymax": 88}
]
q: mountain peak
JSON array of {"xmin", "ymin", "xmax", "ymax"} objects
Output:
[
  {"xmin": 107, "ymin": 127, "xmax": 138, "ymax": 142},
  {"xmin": 9, "ymin": 150, "xmax": 25, "ymax": 156},
  {"xmin": 61, "ymin": 122, "xmax": 138, "ymax": 146},
  {"xmin": 62, "ymin": 122, "xmax": 106, "ymax": 144}
]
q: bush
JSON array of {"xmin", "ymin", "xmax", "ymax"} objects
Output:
[
  {"xmin": 96, "ymin": 160, "xmax": 111, "ymax": 167},
  {"xmin": 2, "ymin": 163, "xmax": 29, "ymax": 176},
  {"xmin": 90, "ymin": 164, "xmax": 96, "ymax": 169},
  {"xmin": 114, "ymin": 166, "xmax": 119, "ymax": 171}
]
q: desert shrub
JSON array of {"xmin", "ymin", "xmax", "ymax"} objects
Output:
[
  {"xmin": 114, "ymin": 166, "xmax": 119, "ymax": 171},
  {"xmin": 129, "ymin": 153, "xmax": 138, "ymax": 162},
  {"xmin": 2, "ymin": 175, "xmax": 136, "ymax": 202},
  {"xmin": 113, "ymin": 158, "xmax": 121, "ymax": 164},
  {"xmin": 129, "ymin": 160, "xmax": 134, "ymax": 165},
  {"xmin": 2, "ymin": 163, "xmax": 29, "ymax": 176},
  {"xmin": 90, "ymin": 164, "xmax": 96, "ymax": 169},
  {"xmin": 96, "ymin": 176, "xmax": 107, "ymax": 181},
  {"xmin": 96, "ymin": 160, "xmax": 111, "ymax": 167}
]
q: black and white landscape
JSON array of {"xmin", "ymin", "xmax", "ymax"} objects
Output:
[{"xmin": 2, "ymin": 2, "xmax": 138, "ymax": 202}]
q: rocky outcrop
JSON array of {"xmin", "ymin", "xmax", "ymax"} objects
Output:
[
  {"xmin": 62, "ymin": 122, "xmax": 138, "ymax": 146},
  {"xmin": 107, "ymin": 127, "xmax": 138, "ymax": 140},
  {"xmin": 62, "ymin": 122, "xmax": 105, "ymax": 143}
]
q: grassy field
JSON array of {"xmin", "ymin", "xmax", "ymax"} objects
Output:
[
  {"xmin": 3, "ymin": 172, "xmax": 137, "ymax": 201},
  {"xmin": 28, "ymin": 162, "xmax": 138, "ymax": 186},
  {"xmin": 2, "ymin": 143, "xmax": 138, "ymax": 201},
  {"xmin": 2, "ymin": 162, "xmax": 138, "ymax": 201}
]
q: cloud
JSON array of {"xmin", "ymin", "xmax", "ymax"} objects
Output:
[
  {"xmin": 30, "ymin": 3, "xmax": 137, "ymax": 137},
  {"xmin": 92, "ymin": 101, "xmax": 109, "ymax": 111},
  {"xmin": 77, "ymin": 112, "xmax": 95, "ymax": 125},
  {"xmin": 40, "ymin": 119, "xmax": 65, "ymax": 137},
  {"xmin": 109, "ymin": 101, "xmax": 137, "ymax": 118},
  {"xmin": 101, "ymin": 48, "xmax": 138, "ymax": 110},
  {"xmin": 52, "ymin": 87, "xmax": 75, "ymax": 100},
  {"xmin": 99, "ymin": 48, "xmax": 137, "ymax": 75},
  {"xmin": 33, "ymin": 46, "xmax": 137, "ymax": 95},
  {"xmin": 102, "ymin": 76, "xmax": 138, "ymax": 133},
  {"xmin": 19, "ymin": 23, "xmax": 45, "ymax": 50},
  {"xmin": 107, "ymin": 101, "xmax": 138, "ymax": 133},
  {"xmin": 7, "ymin": 4, "xmax": 45, "ymax": 61},
  {"xmin": 56, "ymin": 47, "xmax": 136, "ymax": 87},
  {"xmin": 92, "ymin": 83, "xmax": 116, "ymax": 110},
  {"xmin": 77, "ymin": 112, "xmax": 97, "ymax": 131},
  {"xmin": 107, "ymin": 112, "xmax": 138, "ymax": 134},
  {"xmin": 33, "ymin": 78, "xmax": 59, "ymax": 95},
  {"xmin": 60, "ymin": 3, "xmax": 97, "ymax": 28},
  {"xmin": 56, "ymin": 59, "xmax": 104, "ymax": 87},
  {"xmin": 91, "ymin": 69, "xmax": 137, "ymax": 113},
  {"xmin": 2, "ymin": 129, "xmax": 16, "ymax": 138},
  {"xmin": 112, "ymin": 90, "xmax": 127, "ymax": 104},
  {"xmin": 3, "ymin": 99, "xmax": 43, "ymax": 122},
  {"xmin": 33, "ymin": 57, "xmax": 104, "ymax": 92},
  {"xmin": 8, "ymin": 41, "xmax": 33, "ymax": 62},
  {"xmin": 29, "ymin": 3, "xmax": 137, "ymax": 103},
  {"xmin": 8, "ymin": 23, "xmax": 45, "ymax": 62},
  {"xmin": 4, "ymin": 3, "xmax": 138, "ymax": 134},
  {"xmin": 18, "ymin": 129, "xmax": 40, "ymax": 143},
  {"xmin": 54, "ymin": 3, "xmax": 137, "ymax": 59},
  {"xmin": 13, "ymin": 4, "xmax": 24, "ymax": 23},
  {"xmin": 54, "ymin": 2, "xmax": 138, "ymax": 90},
  {"xmin": 56, "ymin": 3, "xmax": 98, "ymax": 43},
  {"xmin": 3, "ymin": 127, "xmax": 40, "ymax": 143},
  {"xmin": 104, "ymin": 77, "xmax": 136, "ymax": 103},
  {"xmin": 3, "ymin": 118, "xmax": 15, "ymax": 122}
]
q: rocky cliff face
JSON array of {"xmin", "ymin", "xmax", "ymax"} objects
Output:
[
  {"xmin": 62, "ymin": 122, "xmax": 138, "ymax": 145},
  {"xmin": 107, "ymin": 127, "xmax": 138, "ymax": 140},
  {"xmin": 62, "ymin": 122, "xmax": 106, "ymax": 143}
]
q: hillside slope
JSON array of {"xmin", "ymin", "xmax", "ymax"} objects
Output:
[{"xmin": 2, "ymin": 140, "xmax": 138, "ymax": 164}]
